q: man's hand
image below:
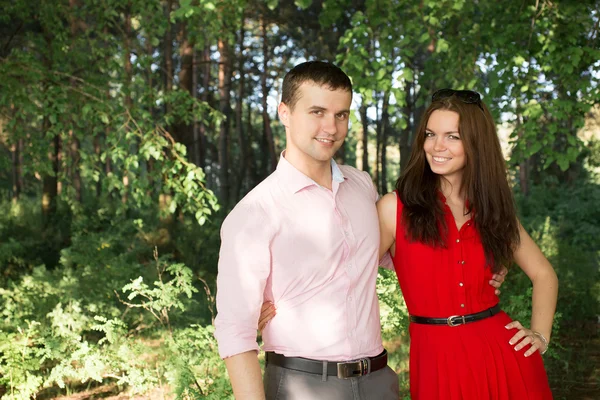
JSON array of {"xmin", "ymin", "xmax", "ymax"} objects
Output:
[
  {"xmin": 490, "ymin": 266, "xmax": 508, "ymax": 295},
  {"xmin": 258, "ymin": 302, "xmax": 277, "ymax": 332}
]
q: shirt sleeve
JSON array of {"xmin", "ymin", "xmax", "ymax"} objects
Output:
[
  {"xmin": 214, "ymin": 203, "xmax": 272, "ymax": 359},
  {"xmin": 361, "ymin": 170, "xmax": 380, "ymax": 203},
  {"xmin": 365, "ymin": 170, "xmax": 394, "ymax": 270},
  {"xmin": 379, "ymin": 251, "xmax": 394, "ymax": 270}
]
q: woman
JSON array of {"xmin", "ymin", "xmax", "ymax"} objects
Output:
[{"xmin": 376, "ymin": 89, "xmax": 557, "ymax": 399}]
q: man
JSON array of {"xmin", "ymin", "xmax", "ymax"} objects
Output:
[{"xmin": 214, "ymin": 61, "xmax": 504, "ymax": 399}]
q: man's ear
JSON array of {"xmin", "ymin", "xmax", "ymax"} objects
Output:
[{"xmin": 278, "ymin": 102, "xmax": 290, "ymax": 127}]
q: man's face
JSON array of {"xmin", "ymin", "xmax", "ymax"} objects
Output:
[{"xmin": 278, "ymin": 82, "xmax": 352, "ymax": 165}]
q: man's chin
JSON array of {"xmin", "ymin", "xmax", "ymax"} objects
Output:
[{"xmin": 313, "ymin": 151, "xmax": 337, "ymax": 162}]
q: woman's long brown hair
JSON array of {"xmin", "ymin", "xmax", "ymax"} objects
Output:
[{"xmin": 396, "ymin": 96, "xmax": 520, "ymax": 272}]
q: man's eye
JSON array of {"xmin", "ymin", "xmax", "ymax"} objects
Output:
[
  {"xmin": 336, "ymin": 113, "xmax": 348, "ymax": 120},
  {"xmin": 311, "ymin": 110, "xmax": 323, "ymax": 115}
]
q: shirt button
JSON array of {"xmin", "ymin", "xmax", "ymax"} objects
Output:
[
  {"xmin": 459, "ymin": 282, "xmax": 464, "ymax": 287},
  {"xmin": 456, "ymin": 239, "xmax": 460, "ymax": 243},
  {"xmin": 460, "ymin": 260, "xmax": 465, "ymax": 265},
  {"xmin": 344, "ymin": 231, "xmax": 349, "ymax": 237},
  {"xmin": 348, "ymin": 296, "xmax": 353, "ymax": 302},
  {"xmin": 348, "ymin": 264, "xmax": 352, "ymax": 269},
  {"xmin": 460, "ymin": 304, "xmax": 465, "ymax": 308}
]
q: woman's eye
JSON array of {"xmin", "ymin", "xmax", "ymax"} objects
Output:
[
  {"xmin": 449, "ymin": 135, "xmax": 461, "ymax": 140},
  {"xmin": 425, "ymin": 132, "xmax": 434, "ymax": 137}
]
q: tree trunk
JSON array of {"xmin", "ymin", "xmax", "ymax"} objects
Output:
[
  {"xmin": 164, "ymin": 0, "xmax": 173, "ymax": 117},
  {"xmin": 70, "ymin": 131, "xmax": 82, "ymax": 202},
  {"xmin": 359, "ymin": 103, "xmax": 369, "ymax": 173},
  {"xmin": 192, "ymin": 48, "xmax": 200, "ymax": 166},
  {"xmin": 374, "ymin": 92, "xmax": 383, "ymax": 190},
  {"xmin": 515, "ymin": 99, "xmax": 529, "ymax": 196},
  {"xmin": 41, "ymin": 29, "xmax": 59, "ymax": 226},
  {"xmin": 399, "ymin": 79, "xmax": 413, "ymax": 173},
  {"xmin": 18, "ymin": 139, "xmax": 23, "ymax": 196},
  {"xmin": 94, "ymin": 135, "xmax": 102, "ymax": 197},
  {"xmin": 69, "ymin": 0, "xmax": 82, "ymax": 203},
  {"xmin": 42, "ymin": 116, "xmax": 60, "ymax": 226},
  {"xmin": 11, "ymin": 142, "xmax": 21, "ymax": 203},
  {"xmin": 10, "ymin": 104, "xmax": 22, "ymax": 203},
  {"xmin": 122, "ymin": 3, "xmax": 133, "ymax": 204},
  {"xmin": 218, "ymin": 38, "xmax": 233, "ymax": 209},
  {"xmin": 234, "ymin": 12, "xmax": 248, "ymax": 202},
  {"xmin": 198, "ymin": 44, "xmax": 210, "ymax": 170},
  {"xmin": 261, "ymin": 18, "xmax": 277, "ymax": 173},
  {"xmin": 176, "ymin": 23, "xmax": 194, "ymax": 148},
  {"xmin": 380, "ymin": 91, "xmax": 390, "ymax": 194},
  {"xmin": 247, "ymin": 101, "xmax": 259, "ymax": 188}
]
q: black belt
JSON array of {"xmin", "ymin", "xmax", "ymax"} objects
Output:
[
  {"xmin": 410, "ymin": 304, "xmax": 501, "ymax": 327},
  {"xmin": 265, "ymin": 350, "xmax": 388, "ymax": 379}
]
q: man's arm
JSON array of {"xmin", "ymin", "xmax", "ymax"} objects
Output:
[
  {"xmin": 214, "ymin": 203, "xmax": 272, "ymax": 399},
  {"xmin": 224, "ymin": 351, "xmax": 265, "ymax": 400}
]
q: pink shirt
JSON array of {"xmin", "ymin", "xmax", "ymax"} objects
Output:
[{"xmin": 214, "ymin": 154, "xmax": 384, "ymax": 361}]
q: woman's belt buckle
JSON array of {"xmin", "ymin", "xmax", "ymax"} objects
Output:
[{"xmin": 447, "ymin": 315, "xmax": 466, "ymax": 327}]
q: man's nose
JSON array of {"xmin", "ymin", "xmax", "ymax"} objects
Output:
[{"xmin": 321, "ymin": 115, "xmax": 337, "ymax": 134}]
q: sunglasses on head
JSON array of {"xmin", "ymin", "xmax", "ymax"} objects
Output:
[{"xmin": 432, "ymin": 89, "xmax": 484, "ymax": 111}]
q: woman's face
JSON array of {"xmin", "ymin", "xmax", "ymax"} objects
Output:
[{"xmin": 423, "ymin": 110, "xmax": 466, "ymax": 182}]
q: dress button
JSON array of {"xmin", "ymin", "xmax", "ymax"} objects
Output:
[
  {"xmin": 460, "ymin": 304, "xmax": 465, "ymax": 308},
  {"xmin": 459, "ymin": 282, "xmax": 464, "ymax": 287},
  {"xmin": 456, "ymin": 239, "xmax": 460, "ymax": 243},
  {"xmin": 461, "ymin": 260, "xmax": 465, "ymax": 265}
]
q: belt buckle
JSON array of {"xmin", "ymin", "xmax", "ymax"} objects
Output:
[
  {"xmin": 337, "ymin": 358, "xmax": 369, "ymax": 379},
  {"xmin": 447, "ymin": 315, "xmax": 466, "ymax": 327}
]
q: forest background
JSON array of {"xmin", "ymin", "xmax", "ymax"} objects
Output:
[{"xmin": 0, "ymin": 0, "xmax": 599, "ymax": 399}]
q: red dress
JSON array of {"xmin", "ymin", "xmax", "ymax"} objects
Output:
[{"xmin": 391, "ymin": 194, "xmax": 553, "ymax": 399}]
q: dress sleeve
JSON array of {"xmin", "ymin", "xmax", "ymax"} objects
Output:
[{"xmin": 214, "ymin": 203, "xmax": 272, "ymax": 359}]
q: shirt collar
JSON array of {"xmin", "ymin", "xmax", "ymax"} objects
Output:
[{"xmin": 276, "ymin": 151, "xmax": 346, "ymax": 194}]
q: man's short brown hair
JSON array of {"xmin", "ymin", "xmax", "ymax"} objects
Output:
[{"xmin": 281, "ymin": 61, "xmax": 352, "ymax": 110}]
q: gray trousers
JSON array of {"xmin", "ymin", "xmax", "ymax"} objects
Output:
[{"xmin": 263, "ymin": 363, "xmax": 399, "ymax": 400}]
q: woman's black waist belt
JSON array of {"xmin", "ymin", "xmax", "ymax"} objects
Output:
[
  {"xmin": 410, "ymin": 304, "xmax": 501, "ymax": 327},
  {"xmin": 265, "ymin": 350, "xmax": 387, "ymax": 379}
]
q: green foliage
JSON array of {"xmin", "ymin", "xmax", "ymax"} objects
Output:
[
  {"xmin": 377, "ymin": 268, "xmax": 410, "ymax": 394},
  {"xmin": 0, "ymin": 195, "xmax": 225, "ymax": 398},
  {"xmin": 377, "ymin": 269, "xmax": 409, "ymax": 341},
  {"xmin": 506, "ymin": 179, "xmax": 600, "ymax": 395},
  {"xmin": 516, "ymin": 181, "xmax": 600, "ymax": 322},
  {"xmin": 166, "ymin": 325, "xmax": 232, "ymax": 399},
  {"xmin": 0, "ymin": 322, "xmax": 45, "ymax": 400}
]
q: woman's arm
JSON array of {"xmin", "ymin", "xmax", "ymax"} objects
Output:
[
  {"xmin": 376, "ymin": 192, "xmax": 398, "ymax": 260},
  {"xmin": 506, "ymin": 221, "xmax": 558, "ymax": 356}
]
